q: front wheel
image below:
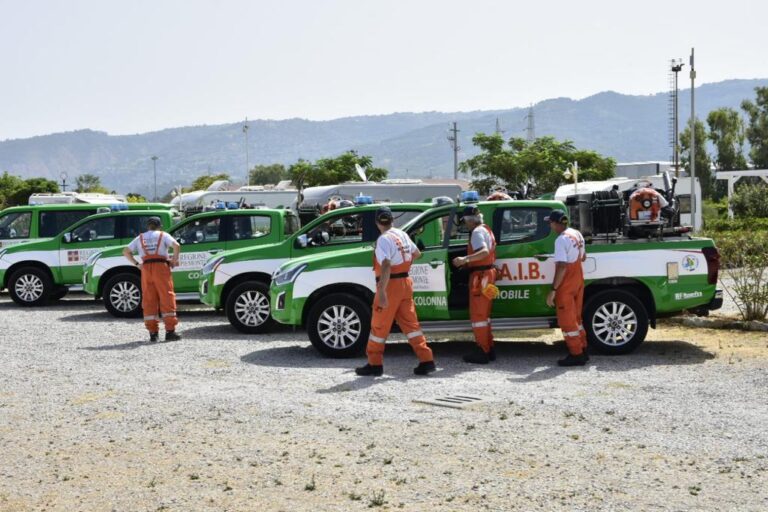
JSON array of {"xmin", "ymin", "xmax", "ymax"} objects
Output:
[
  {"xmin": 8, "ymin": 267, "xmax": 52, "ymax": 306},
  {"xmin": 104, "ymin": 273, "xmax": 143, "ymax": 318},
  {"xmin": 307, "ymin": 293, "xmax": 371, "ymax": 358},
  {"xmin": 225, "ymin": 281, "xmax": 274, "ymax": 334},
  {"xmin": 583, "ymin": 289, "xmax": 649, "ymax": 355}
]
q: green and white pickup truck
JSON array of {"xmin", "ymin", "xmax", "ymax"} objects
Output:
[
  {"xmin": 0, "ymin": 209, "xmax": 178, "ymax": 306},
  {"xmin": 270, "ymin": 199, "xmax": 723, "ymax": 357},
  {"xmin": 198, "ymin": 202, "xmax": 437, "ymax": 334},
  {"xmin": 0, "ymin": 202, "xmax": 174, "ymax": 249},
  {"xmin": 82, "ymin": 207, "xmax": 300, "ymax": 317}
]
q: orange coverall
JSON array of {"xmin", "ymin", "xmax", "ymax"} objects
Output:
[
  {"xmin": 467, "ymin": 224, "xmax": 497, "ymax": 353},
  {"xmin": 140, "ymin": 232, "xmax": 178, "ymax": 334},
  {"xmin": 555, "ymin": 231, "xmax": 587, "ymax": 355},
  {"xmin": 366, "ymin": 231, "xmax": 433, "ymax": 366}
]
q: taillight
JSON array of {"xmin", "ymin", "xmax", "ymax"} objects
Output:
[{"xmin": 702, "ymin": 246, "xmax": 719, "ymax": 285}]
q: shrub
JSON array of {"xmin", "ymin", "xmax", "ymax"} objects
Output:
[
  {"xmin": 712, "ymin": 230, "xmax": 768, "ymax": 321},
  {"xmin": 731, "ymin": 183, "xmax": 768, "ymax": 219}
]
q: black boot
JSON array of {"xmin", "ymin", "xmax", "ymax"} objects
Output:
[
  {"xmin": 355, "ymin": 364, "xmax": 383, "ymax": 376},
  {"xmin": 413, "ymin": 361, "xmax": 436, "ymax": 376},
  {"xmin": 488, "ymin": 347, "xmax": 497, "ymax": 361},
  {"xmin": 557, "ymin": 353, "xmax": 588, "ymax": 367},
  {"xmin": 164, "ymin": 331, "xmax": 182, "ymax": 342},
  {"xmin": 149, "ymin": 332, "xmax": 159, "ymax": 343},
  {"xmin": 463, "ymin": 347, "xmax": 491, "ymax": 364}
]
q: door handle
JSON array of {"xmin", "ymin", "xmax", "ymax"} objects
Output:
[
  {"xmin": 534, "ymin": 254, "xmax": 551, "ymax": 261},
  {"xmin": 208, "ymin": 249, "xmax": 222, "ymax": 254},
  {"xmin": 429, "ymin": 260, "xmax": 445, "ymax": 268}
]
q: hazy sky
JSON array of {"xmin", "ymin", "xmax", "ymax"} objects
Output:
[{"xmin": 0, "ymin": 0, "xmax": 765, "ymax": 140}]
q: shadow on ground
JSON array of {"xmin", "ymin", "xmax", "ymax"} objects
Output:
[{"xmin": 239, "ymin": 339, "xmax": 715, "ymax": 392}]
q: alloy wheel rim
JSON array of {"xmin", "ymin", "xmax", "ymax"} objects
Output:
[
  {"xmin": 110, "ymin": 281, "xmax": 141, "ymax": 312},
  {"xmin": 15, "ymin": 274, "xmax": 44, "ymax": 302},
  {"xmin": 234, "ymin": 290, "xmax": 270, "ymax": 327},
  {"xmin": 317, "ymin": 305, "xmax": 361, "ymax": 349},
  {"xmin": 592, "ymin": 301, "xmax": 638, "ymax": 346}
]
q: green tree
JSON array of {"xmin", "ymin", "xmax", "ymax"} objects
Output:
[
  {"xmin": 0, "ymin": 173, "xmax": 59, "ymax": 207},
  {"xmin": 186, "ymin": 173, "xmax": 231, "ymax": 192},
  {"xmin": 730, "ymin": 183, "xmax": 768, "ymax": 219},
  {"xmin": 707, "ymin": 107, "xmax": 747, "ymax": 171},
  {"xmin": 126, "ymin": 193, "xmax": 148, "ymax": 203},
  {"xmin": 460, "ymin": 134, "xmax": 615, "ymax": 195},
  {"xmin": 680, "ymin": 118, "xmax": 713, "ymax": 198},
  {"xmin": 741, "ymin": 86, "xmax": 768, "ymax": 168},
  {"xmin": 75, "ymin": 173, "xmax": 110, "ymax": 194},
  {"xmin": 249, "ymin": 164, "xmax": 291, "ymax": 186},
  {"xmin": 289, "ymin": 151, "xmax": 387, "ymax": 187}
]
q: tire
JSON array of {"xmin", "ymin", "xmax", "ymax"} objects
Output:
[
  {"xmin": 307, "ymin": 293, "xmax": 371, "ymax": 358},
  {"xmin": 583, "ymin": 289, "xmax": 649, "ymax": 355},
  {"xmin": 103, "ymin": 273, "xmax": 143, "ymax": 318},
  {"xmin": 225, "ymin": 281, "xmax": 274, "ymax": 334},
  {"xmin": 49, "ymin": 286, "xmax": 69, "ymax": 301},
  {"xmin": 8, "ymin": 267, "xmax": 52, "ymax": 307}
]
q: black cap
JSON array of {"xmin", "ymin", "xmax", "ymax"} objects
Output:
[
  {"xmin": 146, "ymin": 216, "xmax": 162, "ymax": 228},
  {"xmin": 463, "ymin": 205, "xmax": 479, "ymax": 217},
  {"xmin": 545, "ymin": 209, "xmax": 568, "ymax": 223},
  {"xmin": 375, "ymin": 206, "xmax": 393, "ymax": 223}
]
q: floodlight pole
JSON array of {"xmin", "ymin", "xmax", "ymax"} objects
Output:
[
  {"xmin": 689, "ymin": 48, "xmax": 697, "ymax": 232},
  {"xmin": 151, "ymin": 156, "xmax": 159, "ymax": 201},
  {"xmin": 243, "ymin": 118, "xmax": 250, "ymax": 186}
]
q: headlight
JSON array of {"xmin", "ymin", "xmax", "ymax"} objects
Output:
[
  {"xmin": 85, "ymin": 251, "xmax": 102, "ymax": 267},
  {"xmin": 202, "ymin": 255, "xmax": 225, "ymax": 276},
  {"xmin": 273, "ymin": 263, "xmax": 307, "ymax": 286}
]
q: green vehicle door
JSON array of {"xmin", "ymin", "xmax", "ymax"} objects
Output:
[
  {"xmin": 169, "ymin": 215, "xmax": 227, "ymax": 292},
  {"xmin": 58, "ymin": 216, "xmax": 120, "ymax": 283},
  {"xmin": 489, "ymin": 205, "xmax": 558, "ymax": 318}
]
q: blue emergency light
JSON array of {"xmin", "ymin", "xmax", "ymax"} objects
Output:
[
  {"xmin": 461, "ymin": 191, "xmax": 480, "ymax": 203},
  {"xmin": 110, "ymin": 203, "xmax": 129, "ymax": 211},
  {"xmin": 355, "ymin": 195, "xmax": 373, "ymax": 205},
  {"xmin": 214, "ymin": 201, "xmax": 226, "ymax": 209},
  {"xmin": 226, "ymin": 202, "xmax": 240, "ymax": 209}
]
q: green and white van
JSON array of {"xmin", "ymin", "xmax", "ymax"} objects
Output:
[
  {"xmin": 198, "ymin": 202, "xmax": 436, "ymax": 334},
  {"xmin": 0, "ymin": 209, "xmax": 177, "ymax": 306},
  {"xmin": 270, "ymin": 199, "xmax": 723, "ymax": 357},
  {"xmin": 0, "ymin": 202, "xmax": 174, "ymax": 249},
  {"xmin": 83, "ymin": 207, "xmax": 300, "ymax": 317}
]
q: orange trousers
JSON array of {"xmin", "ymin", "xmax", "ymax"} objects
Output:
[
  {"xmin": 469, "ymin": 268, "xmax": 496, "ymax": 353},
  {"xmin": 555, "ymin": 276, "xmax": 586, "ymax": 356},
  {"xmin": 141, "ymin": 262, "xmax": 178, "ymax": 333},
  {"xmin": 366, "ymin": 278, "xmax": 433, "ymax": 366}
]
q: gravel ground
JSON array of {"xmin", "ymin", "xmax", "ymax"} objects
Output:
[{"xmin": 0, "ymin": 294, "xmax": 767, "ymax": 512}]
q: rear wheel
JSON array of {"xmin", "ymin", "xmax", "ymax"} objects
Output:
[
  {"xmin": 307, "ymin": 293, "xmax": 370, "ymax": 358},
  {"xmin": 104, "ymin": 273, "xmax": 142, "ymax": 318},
  {"xmin": 226, "ymin": 281, "xmax": 274, "ymax": 334},
  {"xmin": 8, "ymin": 267, "xmax": 52, "ymax": 307},
  {"xmin": 584, "ymin": 289, "xmax": 649, "ymax": 354}
]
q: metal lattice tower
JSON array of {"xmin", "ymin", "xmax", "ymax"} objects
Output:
[
  {"xmin": 495, "ymin": 117, "xmax": 505, "ymax": 136},
  {"xmin": 447, "ymin": 122, "xmax": 460, "ymax": 179},
  {"xmin": 669, "ymin": 59, "xmax": 685, "ymax": 178},
  {"xmin": 524, "ymin": 105, "xmax": 535, "ymax": 142}
]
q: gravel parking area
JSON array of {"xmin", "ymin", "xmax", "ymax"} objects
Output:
[{"xmin": 0, "ymin": 294, "xmax": 767, "ymax": 511}]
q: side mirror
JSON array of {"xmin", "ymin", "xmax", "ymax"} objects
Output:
[
  {"xmin": 63, "ymin": 232, "xmax": 72, "ymax": 243},
  {"xmin": 296, "ymin": 234, "xmax": 308, "ymax": 248}
]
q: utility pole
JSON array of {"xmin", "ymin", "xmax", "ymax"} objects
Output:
[
  {"xmin": 524, "ymin": 105, "xmax": 535, "ymax": 142},
  {"xmin": 495, "ymin": 117, "xmax": 504, "ymax": 136},
  {"xmin": 689, "ymin": 48, "xmax": 697, "ymax": 232},
  {"xmin": 670, "ymin": 59, "xmax": 685, "ymax": 179},
  {"xmin": 59, "ymin": 172, "xmax": 68, "ymax": 192},
  {"xmin": 447, "ymin": 122, "xmax": 460, "ymax": 179},
  {"xmin": 242, "ymin": 118, "xmax": 250, "ymax": 187},
  {"xmin": 151, "ymin": 156, "xmax": 159, "ymax": 201}
]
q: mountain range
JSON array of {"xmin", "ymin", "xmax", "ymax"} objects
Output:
[{"xmin": 1, "ymin": 78, "xmax": 766, "ymax": 196}]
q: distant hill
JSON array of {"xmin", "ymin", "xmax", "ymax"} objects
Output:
[{"xmin": 0, "ymin": 78, "xmax": 765, "ymax": 196}]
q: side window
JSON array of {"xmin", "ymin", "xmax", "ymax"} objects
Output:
[
  {"xmin": 495, "ymin": 207, "xmax": 550, "ymax": 243},
  {"xmin": 174, "ymin": 217, "xmax": 222, "ymax": 245},
  {"xmin": 232, "ymin": 215, "xmax": 271, "ymax": 240},
  {"xmin": 40, "ymin": 210, "xmax": 92, "ymax": 237},
  {"xmin": 71, "ymin": 217, "xmax": 117, "ymax": 242},
  {"xmin": 407, "ymin": 212, "xmax": 454, "ymax": 250},
  {"xmin": 0, "ymin": 212, "xmax": 32, "ymax": 239},
  {"xmin": 307, "ymin": 211, "xmax": 364, "ymax": 246},
  {"xmin": 391, "ymin": 210, "xmax": 422, "ymax": 228},
  {"xmin": 284, "ymin": 214, "xmax": 300, "ymax": 236},
  {"xmin": 123, "ymin": 216, "xmax": 156, "ymax": 239}
]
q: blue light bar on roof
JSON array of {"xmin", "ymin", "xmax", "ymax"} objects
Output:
[{"xmin": 461, "ymin": 191, "xmax": 479, "ymax": 203}]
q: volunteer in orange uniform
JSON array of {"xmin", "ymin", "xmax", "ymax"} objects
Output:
[
  {"xmin": 545, "ymin": 210, "xmax": 589, "ymax": 366},
  {"xmin": 356, "ymin": 207, "xmax": 436, "ymax": 377},
  {"xmin": 453, "ymin": 205, "xmax": 498, "ymax": 364},
  {"xmin": 122, "ymin": 217, "xmax": 182, "ymax": 343}
]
